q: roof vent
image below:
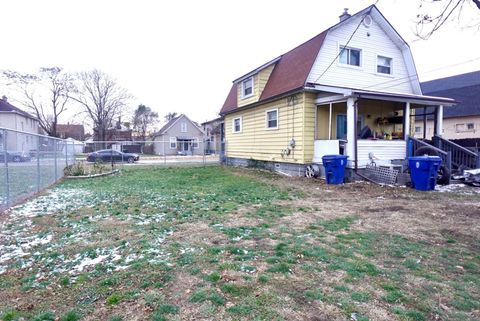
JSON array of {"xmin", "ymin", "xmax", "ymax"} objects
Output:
[
  {"xmin": 1, "ymin": 95, "xmax": 7, "ymax": 102},
  {"xmin": 339, "ymin": 8, "xmax": 351, "ymax": 22}
]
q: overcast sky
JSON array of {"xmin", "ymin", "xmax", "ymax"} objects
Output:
[{"xmin": 1, "ymin": 0, "xmax": 479, "ymax": 130}]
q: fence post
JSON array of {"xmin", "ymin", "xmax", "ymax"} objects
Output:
[
  {"xmin": 65, "ymin": 140, "xmax": 69, "ymax": 167},
  {"xmin": 3, "ymin": 129, "xmax": 10, "ymax": 207},
  {"xmin": 121, "ymin": 142, "xmax": 124, "ymax": 165},
  {"xmin": 54, "ymin": 140, "xmax": 58, "ymax": 181},
  {"xmin": 203, "ymin": 139, "xmax": 206, "ymax": 166},
  {"xmin": 446, "ymin": 151, "xmax": 452, "ymax": 185},
  {"xmin": 164, "ymin": 140, "xmax": 166, "ymax": 165},
  {"xmin": 37, "ymin": 136, "xmax": 41, "ymax": 192}
]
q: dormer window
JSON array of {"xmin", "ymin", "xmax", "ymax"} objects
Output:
[
  {"xmin": 241, "ymin": 77, "xmax": 254, "ymax": 98},
  {"xmin": 377, "ymin": 55, "xmax": 392, "ymax": 74},
  {"xmin": 339, "ymin": 46, "xmax": 361, "ymax": 67}
]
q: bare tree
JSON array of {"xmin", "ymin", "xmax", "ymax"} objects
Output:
[
  {"xmin": 415, "ymin": 0, "xmax": 480, "ymax": 39},
  {"xmin": 70, "ymin": 69, "xmax": 131, "ymax": 143},
  {"xmin": 1, "ymin": 67, "xmax": 73, "ymax": 137},
  {"xmin": 164, "ymin": 112, "xmax": 178, "ymax": 122},
  {"xmin": 132, "ymin": 104, "xmax": 159, "ymax": 141}
]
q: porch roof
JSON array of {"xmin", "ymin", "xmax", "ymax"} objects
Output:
[{"xmin": 310, "ymin": 85, "xmax": 457, "ymax": 106}]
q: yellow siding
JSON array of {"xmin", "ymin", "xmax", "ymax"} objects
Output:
[
  {"xmin": 235, "ymin": 64, "xmax": 276, "ymax": 108},
  {"xmin": 225, "ymin": 94, "xmax": 309, "ymax": 164},
  {"xmin": 257, "ymin": 65, "xmax": 275, "ymax": 96},
  {"xmin": 237, "ymin": 74, "xmax": 259, "ymax": 107},
  {"xmin": 303, "ymin": 92, "xmax": 316, "ymax": 163}
]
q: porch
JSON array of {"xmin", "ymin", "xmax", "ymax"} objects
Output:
[{"xmin": 311, "ymin": 89, "xmax": 456, "ymax": 170}]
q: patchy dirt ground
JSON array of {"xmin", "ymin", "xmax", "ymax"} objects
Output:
[{"xmin": 0, "ymin": 166, "xmax": 479, "ymax": 321}]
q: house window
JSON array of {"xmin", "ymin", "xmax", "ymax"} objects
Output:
[
  {"xmin": 266, "ymin": 109, "xmax": 278, "ymax": 129},
  {"xmin": 415, "ymin": 126, "xmax": 422, "ymax": 133},
  {"xmin": 241, "ymin": 77, "xmax": 254, "ymax": 98},
  {"xmin": 232, "ymin": 117, "xmax": 242, "ymax": 133},
  {"xmin": 339, "ymin": 46, "xmax": 361, "ymax": 67},
  {"xmin": 455, "ymin": 124, "xmax": 465, "ymax": 132},
  {"xmin": 181, "ymin": 122, "xmax": 187, "ymax": 133},
  {"xmin": 467, "ymin": 123, "xmax": 475, "ymax": 131},
  {"xmin": 193, "ymin": 137, "xmax": 199, "ymax": 148},
  {"xmin": 377, "ymin": 55, "xmax": 392, "ymax": 74},
  {"xmin": 169, "ymin": 137, "xmax": 177, "ymax": 149}
]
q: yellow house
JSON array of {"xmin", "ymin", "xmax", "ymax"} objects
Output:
[{"xmin": 220, "ymin": 6, "xmax": 455, "ymax": 178}]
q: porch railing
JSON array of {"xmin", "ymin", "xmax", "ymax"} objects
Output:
[
  {"xmin": 407, "ymin": 136, "xmax": 452, "ymax": 184},
  {"xmin": 432, "ymin": 135, "xmax": 480, "ymax": 170}
]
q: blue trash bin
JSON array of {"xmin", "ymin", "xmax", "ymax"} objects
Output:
[
  {"xmin": 408, "ymin": 156, "xmax": 442, "ymax": 191},
  {"xmin": 322, "ymin": 155, "xmax": 349, "ymax": 184}
]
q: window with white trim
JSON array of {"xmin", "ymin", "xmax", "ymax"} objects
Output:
[
  {"xmin": 241, "ymin": 77, "xmax": 254, "ymax": 98},
  {"xmin": 232, "ymin": 117, "xmax": 242, "ymax": 133},
  {"xmin": 266, "ymin": 109, "xmax": 278, "ymax": 129},
  {"xmin": 467, "ymin": 123, "xmax": 475, "ymax": 131},
  {"xmin": 169, "ymin": 137, "xmax": 177, "ymax": 149},
  {"xmin": 193, "ymin": 137, "xmax": 199, "ymax": 148},
  {"xmin": 339, "ymin": 46, "xmax": 361, "ymax": 67},
  {"xmin": 377, "ymin": 55, "xmax": 392, "ymax": 74},
  {"xmin": 415, "ymin": 126, "xmax": 422, "ymax": 133},
  {"xmin": 181, "ymin": 122, "xmax": 187, "ymax": 133}
]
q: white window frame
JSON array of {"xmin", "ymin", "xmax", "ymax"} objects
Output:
[
  {"xmin": 466, "ymin": 123, "xmax": 475, "ymax": 131},
  {"xmin": 265, "ymin": 108, "xmax": 278, "ymax": 130},
  {"xmin": 193, "ymin": 137, "xmax": 199, "ymax": 148},
  {"xmin": 241, "ymin": 77, "xmax": 254, "ymax": 99},
  {"xmin": 376, "ymin": 55, "xmax": 393, "ymax": 76},
  {"xmin": 338, "ymin": 45, "xmax": 362, "ymax": 68},
  {"xmin": 414, "ymin": 126, "xmax": 422, "ymax": 133},
  {"xmin": 181, "ymin": 122, "xmax": 187, "ymax": 133},
  {"xmin": 232, "ymin": 117, "xmax": 242, "ymax": 133},
  {"xmin": 169, "ymin": 137, "xmax": 177, "ymax": 149}
]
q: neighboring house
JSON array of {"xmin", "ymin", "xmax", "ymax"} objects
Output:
[
  {"xmin": 0, "ymin": 95, "xmax": 40, "ymax": 152},
  {"xmin": 219, "ymin": 5, "xmax": 454, "ymax": 177},
  {"xmin": 57, "ymin": 123, "xmax": 85, "ymax": 141},
  {"xmin": 152, "ymin": 114, "xmax": 204, "ymax": 155},
  {"xmin": 93, "ymin": 120, "xmax": 133, "ymax": 142},
  {"xmin": 414, "ymin": 71, "xmax": 480, "ymax": 142},
  {"xmin": 201, "ymin": 117, "xmax": 224, "ymax": 154}
]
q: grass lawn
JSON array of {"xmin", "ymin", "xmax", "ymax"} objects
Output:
[{"xmin": 0, "ymin": 165, "xmax": 479, "ymax": 321}]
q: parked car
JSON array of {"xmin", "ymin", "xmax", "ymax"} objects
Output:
[
  {"xmin": 0, "ymin": 151, "xmax": 32, "ymax": 162},
  {"xmin": 86, "ymin": 149, "xmax": 139, "ymax": 163}
]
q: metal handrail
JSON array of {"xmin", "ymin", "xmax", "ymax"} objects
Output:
[{"xmin": 433, "ymin": 135, "xmax": 479, "ymax": 169}]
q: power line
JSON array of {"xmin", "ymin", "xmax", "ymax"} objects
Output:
[
  {"xmin": 312, "ymin": 7, "xmax": 374, "ymax": 84},
  {"xmin": 362, "ymin": 56, "xmax": 480, "ymax": 91}
]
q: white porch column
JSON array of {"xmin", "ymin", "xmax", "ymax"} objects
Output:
[
  {"xmin": 346, "ymin": 97, "xmax": 356, "ymax": 164},
  {"xmin": 404, "ymin": 102, "xmax": 410, "ymax": 140},
  {"xmin": 436, "ymin": 105, "xmax": 444, "ymax": 136}
]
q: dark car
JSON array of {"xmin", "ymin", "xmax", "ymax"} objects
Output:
[
  {"xmin": 0, "ymin": 151, "xmax": 32, "ymax": 163},
  {"xmin": 86, "ymin": 149, "xmax": 139, "ymax": 163}
]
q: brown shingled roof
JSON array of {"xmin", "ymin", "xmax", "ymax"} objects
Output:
[
  {"xmin": 261, "ymin": 31, "xmax": 327, "ymax": 101},
  {"xmin": 220, "ymin": 84, "xmax": 238, "ymax": 114},
  {"xmin": 219, "ymin": 30, "xmax": 328, "ymax": 115}
]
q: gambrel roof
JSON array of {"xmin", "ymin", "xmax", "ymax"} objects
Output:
[{"xmin": 220, "ymin": 5, "xmax": 420, "ymax": 115}]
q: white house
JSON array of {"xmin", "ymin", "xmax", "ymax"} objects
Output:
[{"xmin": 0, "ymin": 96, "xmax": 40, "ymax": 152}]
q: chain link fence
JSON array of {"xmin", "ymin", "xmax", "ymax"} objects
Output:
[
  {"xmin": 74, "ymin": 139, "xmax": 224, "ymax": 168},
  {"xmin": 0, "ymin": 127, "xmax": 75, "ymax": 211}
]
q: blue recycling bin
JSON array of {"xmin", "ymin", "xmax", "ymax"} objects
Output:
[
  {"xmin": 322, "ymin": 155, "xmax": 349, "ymax": 184},
  {"xmin": 408, "ymin": 156, "xmax": 442, "ymax": 191}
]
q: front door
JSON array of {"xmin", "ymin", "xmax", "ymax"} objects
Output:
[
  {"xmin": 336, "ymin": 114, "xmax": 347, "ymax": 139},
  {"xmin": 182, "ymin": 141, "xmax": 189, "ymax": 152}
]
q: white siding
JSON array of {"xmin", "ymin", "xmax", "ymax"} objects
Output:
[
  {"xmin": 307, "ymin": 15, "xmax": 416, "ymax": 94},
  {"xmin": 356, "ymin": 140, "xmax": 406, "ymax": 167}
]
